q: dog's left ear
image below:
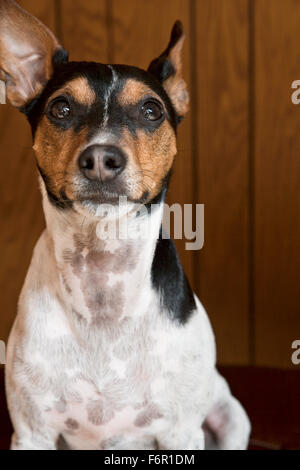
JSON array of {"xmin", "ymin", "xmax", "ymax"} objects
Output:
[{"xmin": 148, "ymin": 21, "xmax": 189, "ymax": 119}]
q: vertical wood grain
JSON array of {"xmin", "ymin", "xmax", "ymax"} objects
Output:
[
  {"xmin": 194, "ymin": 0, "xmax": 250, "ymax": 364},
  {"xmin": 110, "ymin": 0, "xmax": 195, "ymax": 286},
  {"xmin": 0, "ymin": 1, "xmax": 56, "ymax": 343},
  {"xmin": 254, "ymin": 0, "xmax": 300, "ymax": 368},
  {"xmin": 59, "ymin": 0, "xmax": 108, "ymax": 62}
]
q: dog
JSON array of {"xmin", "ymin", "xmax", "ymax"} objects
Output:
[{"xmin": 0, "ymin": 0, "xmax": 250, "ymax": 450}]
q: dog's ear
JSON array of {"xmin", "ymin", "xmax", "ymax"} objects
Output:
[
  {"xmin": 148, "ymin": 21, "xmax": 189, "ymax": 119},
  {"xmin": 0, "ymin": 0, "xmax": 66, "ymax": 108}
]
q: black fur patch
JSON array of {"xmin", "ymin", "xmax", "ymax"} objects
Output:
[
  {"xmin": 36, "ymin": 163, "xmax": 73, "ymax": 210},
  {"xmin": 52, "ymin": 48, "xmax": 69, "ymax": 67},
  {"xmin": 151, "ymin": 227, "xmax": 196, "ymax": 324},
  {"xmin": 148, "ymin": 20, "xmax": 183, "ymax": 83},
  {"xmin": 148, "ymin": 58, "xmax": 175, "ymax": 83}
]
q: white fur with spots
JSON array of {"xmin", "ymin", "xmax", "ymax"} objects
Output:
[{"xmin": 5, "ymin": 184, "xmax": 250, "ymax": 450}]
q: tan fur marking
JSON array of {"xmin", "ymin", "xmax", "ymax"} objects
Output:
[
  {"xmin": 117, "ymin": 79, "xmax": 161, "ymax": 106},
  {"xmin": 49, "ymin": 77, "xmax": 96, "ymax": 106},
  {"xmin": 169, "ymin": 34, "xmax": 185, "ymax": 73},
  {"xmin": 163, "ymin": 33, "xmax": 189, "ymax": 116},
  {"xmin": 164, "ymin": 76, "xmax": 189, "ymax": 115},
  {"xmin": 33, "ymin": 116, "xmax": 89, "ymax": 201},
  {"xmin": 120, "ymin": 124, "xmax": 176, "ymax": 201}
]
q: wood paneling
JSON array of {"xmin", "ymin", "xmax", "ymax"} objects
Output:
[
  {"xmin": 254, "ymin": 0, "xmax": 300, "ymax": 367},
  {"xmin": 110, "ymin": 0, "xmax": 195, "ymax": 286},
  {"xmin": 194, "ymin": 0, "xmax": 250, "ymax": 364},
  {"xmin": 59, "ymin": 0, "xmax": 109, "ymax": 62},
  {"xmin": 0, "ymin": 1, "xmax": 56, "ymax": 343}
]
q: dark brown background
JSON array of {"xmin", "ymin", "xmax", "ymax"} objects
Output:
[{"xmin": 0, "ymin": 0, "xmax": 300, "ymax": 369}]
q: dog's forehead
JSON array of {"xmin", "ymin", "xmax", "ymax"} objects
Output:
[{"xmin": 47, "ymin": 62, "xmax": 171, "ymax": 107}]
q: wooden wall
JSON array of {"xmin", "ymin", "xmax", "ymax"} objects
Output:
[{"xmin": 0, "ymin": 0, "xmax": 300, "ymax": 368}]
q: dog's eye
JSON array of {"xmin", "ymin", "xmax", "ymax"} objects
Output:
[
  {"xmin": 50, "ymin": 100, "xmax": 71, "ymax": 119},
  {"xmin": 141, "ymin": 101, "xmax": 163, "ymax": 121}
]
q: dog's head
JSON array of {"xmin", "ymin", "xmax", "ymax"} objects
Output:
[{"xmin": 0, "ymin": 0, "xmax": 188, "ymax": 216}]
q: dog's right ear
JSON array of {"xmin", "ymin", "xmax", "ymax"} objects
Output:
[{"xmin": 0, "ymin": 0, "xmax": 67, "ymax": 108}]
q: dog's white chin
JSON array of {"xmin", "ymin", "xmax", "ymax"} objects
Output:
[{"xmin": 73, "ymin": 197, "xmax": 139, "ymax": 222}]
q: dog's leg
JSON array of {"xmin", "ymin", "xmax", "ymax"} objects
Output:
[
  {"xmin": 156, "ymin": 427, "xmax": 205, "ymax": 450},
  {"xmin": 101, "ymin": 437, "xmax": 157, "ymax": 450},
  {"xmin": 10, "ymin": 432, "xmax": 57, "ymax": 451},
  {"xmin": 6, "ymin": 376, "xmax": 58, "ymax": 450},
  {"xmin": 203, "ymin": 372, "xmax": 251, "ymax": 450}
]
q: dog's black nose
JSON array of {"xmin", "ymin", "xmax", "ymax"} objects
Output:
[{"xmin": 78, "ymin": 144, "xmax": 126, "ymax": 182}]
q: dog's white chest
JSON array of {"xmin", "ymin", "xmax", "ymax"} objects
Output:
[
  {"xmin": 21, "ymin": 315, "xmax": 171, "ymax": 449},
  {"xmin": 15, "ymin": 307, "xmax": 209, "ymax": 450},
  {"xmin": 43, "ymin": 374, "xmax": 157, "ymax": 449}
]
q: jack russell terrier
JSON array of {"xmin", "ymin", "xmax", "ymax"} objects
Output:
[{"xmin": 0, "ymin": 0, "xmax": 250, "ymax": 450}]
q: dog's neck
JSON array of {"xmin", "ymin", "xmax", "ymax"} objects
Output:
[{"xmin": 41, "ymin": 185, "xmax": 163, "ymax": 325}]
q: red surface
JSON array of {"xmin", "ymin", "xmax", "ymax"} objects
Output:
[{"xmin": 219, "ymin": 366, "xmax": 300, "ymax": 450}]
